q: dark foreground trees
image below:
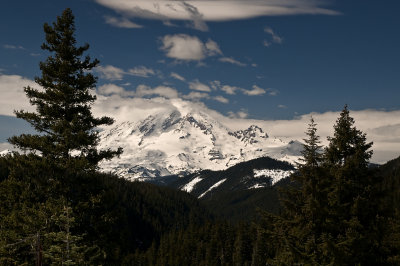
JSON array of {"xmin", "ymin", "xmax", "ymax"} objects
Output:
[
  {"xmin": 269, "ymin": 105, "xmax": 399, "ymax": 265},
  {"xmin": 0, "ymin": 8, "xmax": 123, "ymax": 264}
]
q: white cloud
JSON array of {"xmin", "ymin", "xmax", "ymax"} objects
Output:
[
  {"xmin": 222, "ymin": 85, "xmax": 241, "ymax": 95},
  {"xmin": 128, "ymin": 66, "xmax": 155, "ymax": 77},
  {"xmin": 205, "ymin": 39, "xmax": 222, "ymax": 56},
  {"xmin": 3, "ymin": 44, "xmax": 25, "ymax": 50},
  {"xmin": 0, "ymin": 74, "xmax": 37, "ymax": 116},
  {"xmin": 268, "ymin": 89, "xmax": 279, "ymax": 96},
  {"xmin": 189, "ymin": 79, "xmax": 211, "ymax": 92},
  {"xmin": 278, "ymin": 104, "xmax": 287, "ymax": 109},
  {"xmin": 96, "ymin": 65, "xmax": 157, "ymax": 80},
  {"xmin": 93, "ymin": 95, "xmax": 180, "ymax": 125},
  {"xmin": 242, "ymin": 85, "xmax": 266, "ymax": 96},
  {"xmin": 160, "ymin": 34, "xmax": 205, "ymax": 61},
  {"xmin": 97, "ymin": 83, "xmax": 178, "ymax": 99},
  {"xmin": 210, "ymin": 80, "xmax": 242, "ymax": 95},
  {"xmin": 218, "ymin": 57, "xmax": 247, "ymax": 67},
  {"xmin": 170, "ymin": 72, "xmax": 186, "ymax": 81},
  {"xmin": 95, "ymin": 0, "xmax": 339, "ymax": 24},
  {"xmin": 160, "ymin": 34, "xmax": 221, "ymax": 61},
  {"xmin": 228, "ymin": 109, "xmax": 249, "ymax": 119},
  {"xmin": 183, "ymin": 91, "xmax": 210, "ymax": 100},
  {"xmin": 210, "ymin": 80, "xmax": 221, "ymax": 90},
  {"xmin": 96, "ymin": 65, "xmax": 125, "ymax": 80},
  {"xmin": 136, "ymin": 85, "xmax": 179, "ymax": 98},
  {"xmin": 97, "ymin": 84, "xmax": 135, "ymax": 97},
  {"xmin": 104, "ymin": 15, "xmax": 143, "ymax": 28},
  {"xmin": 180, "ymin": 1, "xmax": 209, "ymax": 31},
  {"xmin": 214, "ymin": 95, "xmax": 229, "ymax": 104},
  {"xmin": 0, "ymin": 142, "xmax": 13, "ymax": 152},
  {"xmin": 264, "ymin": 26, "xmax": 283, "ymax": 44}
]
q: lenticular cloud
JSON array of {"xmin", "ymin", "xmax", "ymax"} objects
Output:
[{"xmin": 95, "ymin": 0, "xmax": 339, "ymax": 22}]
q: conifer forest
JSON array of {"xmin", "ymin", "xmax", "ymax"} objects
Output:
[{"xmin": 0, "ymin": 9, "xmax": 399, "ymax": 265}]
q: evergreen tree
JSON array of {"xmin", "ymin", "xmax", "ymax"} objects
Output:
[
  {"xmin": 1, "ymin": 8, "xmax": 121, "ymax": 264},
  {"xmin": 43, "ymin": 202, "xmax": 104, "ymax": 265},
  {"xmin": 274, "ymin": 117, "xmax": 329, "ymax": 264},
  {"xmin": 322, "ymin": 105, "xmax": 383, "ymax": 264},
  {"xmin": 295, "ymin": 117, "xmax": 330, "ymax": 263},
  {"xmin": 8, "ymin": 8, "xmax": 122, "ymax": 172}
]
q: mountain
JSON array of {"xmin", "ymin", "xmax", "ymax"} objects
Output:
[{"xmin": 98, "ymin": 98, "xmax": 302, "ymax": 181}]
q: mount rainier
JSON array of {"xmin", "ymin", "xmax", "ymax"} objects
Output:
[{"xmin": 97, "ymin": 98, "xmax": 303, "ymax": 181}]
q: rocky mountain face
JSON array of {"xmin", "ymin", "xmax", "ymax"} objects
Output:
[{"xmin": 98, "ymin": 99, "xmax": 302, "ymax": 181}]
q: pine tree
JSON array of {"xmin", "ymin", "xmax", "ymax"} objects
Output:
[
  {"xmin": 322, "ymin": 105, "xmax": 382, "ymax": 264},
  {"xmin": 296, "ymin": 117, "xmax": 330, "ymax": 264},
  {"xmin": 43, "ymin": 202, "xmax": 104, "ymax": 265},
  {"xmin": 1, "ymin": 9, "xmax": 121, "ymax": 264},
  {"xmin": 274, "ymin": 117, "xmax": 329, "ymax": 264},
  {"xmin": 8, "ymin": 8, "xmax": 122, "ymax": 172},
  {"xmin": 324, "ymin": 105, "xmax": 373, "ymax": 226}
]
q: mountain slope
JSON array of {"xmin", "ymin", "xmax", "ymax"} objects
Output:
[
  {"xmin": 167, "ymin": 156, "xmax": 296, "ymax": 221},
  {"xmin": 98, "ymin": 98, "xmax": 302, "ymax": 180}
]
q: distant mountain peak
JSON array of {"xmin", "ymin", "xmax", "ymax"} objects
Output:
[
  {"xmin": 228, "ymin": 124, "xmax": 269, "ymax": 145},
  {"xmin": 98, "ymin": 103, "xmax": 301, "ymax": 181}
]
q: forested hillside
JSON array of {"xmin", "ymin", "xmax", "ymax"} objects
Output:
[
  {"xmin": 0, "ymin": 160, "xmax": 211, "ymax": 264},
  {"xmin": 168, "ymin": 156, "xmax": 295, "ymax": 221}
]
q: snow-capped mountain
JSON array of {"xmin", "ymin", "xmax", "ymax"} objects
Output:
[{"xmin": 98, "ymin": 98, "xmax": 302, "ymax": 181}]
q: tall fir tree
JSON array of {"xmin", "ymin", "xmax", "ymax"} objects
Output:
[
  {"xmin": 322, "ymin": 105, "xmax": 384, "ymax": 264},
  {"xmin": 1, "ymin": 9, "xmax": 121, "ymax": 264},
  {"xmin": 295, "ymin": 117, "xmax": 330, "ymax": 264},
  {"xmin": 275, "ymin": 117, "xmax": 330, "ymax": 264},
  {"xmin": 8, "ymin": 8, "xmax": 122, "ymax": 172}
]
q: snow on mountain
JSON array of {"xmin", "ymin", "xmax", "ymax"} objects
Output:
[
  {"xmin": 0, "ymin": 149, "xmax": 12, "ymax": 156},
  {"xmin": 169, "ymin": 157, "xmax": 296, "ymax": 200},
  {"xmin": 181, "ymin": 174, "xmax": 203, "ymax": 193},
  {"xmin": 198, "ymin": 178, "xmax": 227, "ymax": 198},
  {"xmin": 253, "ymin": 169, "xmax": 294, "ymax": 186},
  {"xmin": 98, "ymin": 98, "xmax": 301, "ymax": 181}
]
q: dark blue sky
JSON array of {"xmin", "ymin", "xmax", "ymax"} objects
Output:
[{"xmin": 1, "ymin": 0, "xmax": 399, "ymax": 120}]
